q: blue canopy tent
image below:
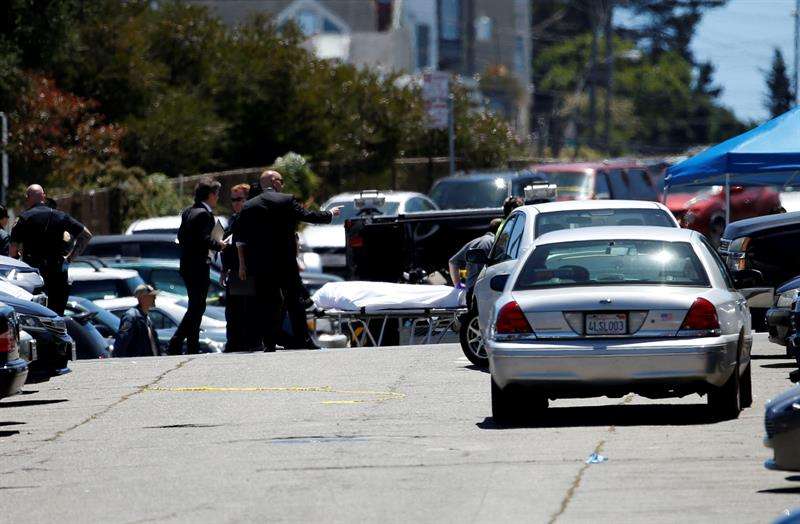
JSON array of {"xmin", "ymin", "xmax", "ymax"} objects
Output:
[{"xmin": 665, "ymin": 107, "xmax": 800, "ymax": 223}]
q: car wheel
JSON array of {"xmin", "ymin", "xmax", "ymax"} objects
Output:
[
  {"xmin": 708, "ymin": 356, "xmax": 742, "ymax": 420},
  {"xmin": 460, "ymin": 310, "xmax": 488, "ymax": 367},
  {"xmin": 491, "ymin": 376, "xmax": 547, "ymax": 425},
  {"xmin": 740, "ymin": 362, "xmax": 753, "ymax": 408}
]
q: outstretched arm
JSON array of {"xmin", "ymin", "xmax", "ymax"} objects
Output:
[
  {"xmin": 67, "ymin": 227, "xmax": 92, "ymax": 262},
  {"xmin": 292, "ymin": 198, "xmax": 340, "ymax": 224}
]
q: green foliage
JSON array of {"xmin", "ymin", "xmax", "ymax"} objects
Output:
[
  {"xmin": 765, "ymin": 48, "xmax": 795, "ymax": 119},
  {"xmin": 119, "ymin": 171, "xmax": 191, "ymax": 229},
  {"xmin": 271, "ymin": 152, "xmax": 319, "ymax": 202}
]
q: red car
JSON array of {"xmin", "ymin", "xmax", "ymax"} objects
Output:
[
  {"xmin": 667, "ymin": 186, "xmax": 783, "ymax": 245},
  {"xmin": 531, "ymin": 162, "xmax": 659, "ymax": 202}
]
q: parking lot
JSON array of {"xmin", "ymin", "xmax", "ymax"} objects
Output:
[{"xmin": 1, "ymin": 334, "xmax": 797, "ymax": 523}]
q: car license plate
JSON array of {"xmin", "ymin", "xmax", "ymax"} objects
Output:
[
  {"xmin": 585, "ymin": 313, "xmax": 627, "ymax": 336},
  {"xmin": 321, "ymin": 254, "xmax": 346, "ymax": 267}
]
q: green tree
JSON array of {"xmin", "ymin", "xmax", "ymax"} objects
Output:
[{"xmin": 765, "ymin": 48, "xmax": 795, "ymax": 118}]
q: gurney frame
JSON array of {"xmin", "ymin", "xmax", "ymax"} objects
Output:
[{"xmin": 314, "ymin": 307, "xmax": 466, "ymax": 347}]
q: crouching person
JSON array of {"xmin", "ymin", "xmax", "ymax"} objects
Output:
[{"xmin": 114, "ymin": 284, "xmax": 160, "ymax": 358}]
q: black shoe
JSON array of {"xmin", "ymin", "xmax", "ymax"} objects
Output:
[
  {"xmin": 167, "ymin": 338, "xmax": 183, "ymax": 356},
  {"xmin": 263, "ymin": 346, "xmax": 276, "ymax": 353}
]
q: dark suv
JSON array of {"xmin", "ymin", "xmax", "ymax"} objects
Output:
[
  {"xmin": 0, "ymin": 304, "xmax": 27, "ymax": 399},
  {"xmin": 429, "ymin": 171, "xmax": 547, "ymax": 210}
]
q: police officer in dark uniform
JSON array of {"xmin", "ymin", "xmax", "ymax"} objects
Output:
[
  {"xmin": 168, "ymin": 177, "xmax": 226, "ymax": 355},
  {"xmin": 10, "ymin": 184, "xmax": 92, "ymax": 315}
]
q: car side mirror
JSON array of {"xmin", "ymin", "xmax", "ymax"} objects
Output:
[
  {"xmin": 490, "ymin": 274, "xmax": 510, "ymax": 292},
  {"xmin": 466, "ymin": 248, "xmax": 488, "ymax": 265},
  {"xmin": 732, "ymin": 269, "xmax": 763, "ymax": 289}
]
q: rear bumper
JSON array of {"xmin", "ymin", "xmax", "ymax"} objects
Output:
[
  {"xmin": 488, "ymin": 334, "xmax": 740, "ymax": 392},
  {"xmin": 764, "ymin": 427, "xmax": 800, "ymax": 471},
  {"xmin": 0, "ymin": 358, "xmax": 29, "ymax": 399}
]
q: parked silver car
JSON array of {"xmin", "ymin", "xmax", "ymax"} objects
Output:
[
  {"xmin": 486, "ymin": 226, "xmax": 754, "ymax": 423},
  {"xmin": 462, "ymin": 200, "xmax": 679, "ymax": 366}
]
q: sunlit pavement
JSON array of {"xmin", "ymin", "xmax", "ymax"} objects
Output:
[{"xmin": 1, "ymin": 334, "xmax": 797, "ymax": 523}]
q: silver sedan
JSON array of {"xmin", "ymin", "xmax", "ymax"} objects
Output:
[{"xmin": 486, "ymin": 226, "xmax": 755, "ymax": 423}]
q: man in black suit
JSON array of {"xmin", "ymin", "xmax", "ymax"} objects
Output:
[
  {"xmin": 236, "ymin": 170, "xmax": 341, "ymax": 351},
  {"xmin": 169, "ymin": 178, "xmax": 226, "ymax": 355}
]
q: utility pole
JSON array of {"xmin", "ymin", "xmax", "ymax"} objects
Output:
[
  {"xmin": 603, "ymin": 0, "xmax": 614, "ymax": 153},
  {"xmin": 588, "ymin": 12, "xmax": 598, "ymax": 148},
  {"xmin": 0, "ymin": 112, "xmax": 8, "ymax": 205},
  {"xmin": 795, "ymin": 0, "xmax": 799, "ymax": 102}
]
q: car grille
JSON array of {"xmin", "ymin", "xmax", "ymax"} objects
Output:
[
  {"xmin": 766, "ymin": 418, "xmax": 776, "ymax": 439},
  {"xmin": 41, "ymin": 318, "xmax": 67, "ymax": 335}
]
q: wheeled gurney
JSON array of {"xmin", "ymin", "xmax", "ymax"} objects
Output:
[{"xmin": 311, "ymin": 282, "xmax": 467, "ymax": 347}]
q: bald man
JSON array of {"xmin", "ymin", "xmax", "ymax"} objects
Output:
[
  {"xmin": 10, "ymin": 184, "xmax": 92, "ymax": 315},
  {"xmin": 235, "ymin": 170, "xmax": 341, "ymax": 351}
]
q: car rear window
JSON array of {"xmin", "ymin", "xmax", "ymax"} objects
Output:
[
  {"xmin": 71, "ymin": 276, "xmax": 145, "ymax": 301},
  {"xmin": 84, "ymin": 241, "xmax": 181, "ymax": 259},
  {"xmin": 514, "ymin": 239, "xmax": 709, "ymax": 290},
  {"xmin": 535, "ymin": 209, "xmax": 675, "ymax": 236},
  {"xmin": 430, "ymin": 178, "xmax": 510, "ymax": 209}
]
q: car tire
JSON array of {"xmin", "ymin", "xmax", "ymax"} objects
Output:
[
  {"xmin": 460, "ymin": 309, "xmax": 488, "ymax": 367},
  {"xmin": 708, "ymin": 357, "xmax": 742, "ymax": 420},
  {"xmin": 740, "ymin": 362, "xmax": 753, "ymax": 408},
  {"xmin": 491, "ymin": 376, "xmax": 547, "ymax": 425}
]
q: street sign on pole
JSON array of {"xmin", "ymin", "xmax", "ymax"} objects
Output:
[{"xmin": 422, "ymin": 72, "xmax": 450, "ymax": 130}]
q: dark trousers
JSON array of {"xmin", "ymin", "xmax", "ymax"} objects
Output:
[
  {"xmin": 254, "ymin": 275, "xmax": 282, "ymax": 351},
  {"xmin": 170, "ymin": 268, "xmax": 210, "ymax": 354},
  {"xmin": 41, "ymin": 266, "xmax": 69, "ymax": 316},
  {"xmin": 283, "ymin": 272, "xmax": 314, "ymax": 348},
  {"xmin": 224, "ymin": 293, "xmax": 257, "ymax": 351}
]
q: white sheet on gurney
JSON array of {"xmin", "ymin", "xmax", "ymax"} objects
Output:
[{"xmin": 313, "ymin": 281, "xmax": 465, "ymax": 312}]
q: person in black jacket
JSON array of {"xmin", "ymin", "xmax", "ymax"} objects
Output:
[
  {"xmin": 236, "ymin": 170, "xmax": 341, "ymax": 351},
  {"xmin": 10, "ymin": 184, "xmax": 92, "ymax": 315},
  {"xmin": 221, "ymin": 183, "xmax": 256, "ymax": 352},
  {"xmin": 114, "ymin": 284, "xmax": 160, "ymax": 358},
  {"xmin": 0, "ymin": 205, "xmax": 10, "ymax": 256},
  {"xmin": 168, "ymin": 178, "xmax": 226, "ymax": 354}
]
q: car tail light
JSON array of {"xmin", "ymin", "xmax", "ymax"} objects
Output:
[
  {"xmin": 678, "ymin": 298, "xmax": 720, "ymax": 336},
  {"xmin": 0, "ymin": 330, "xmax": 17, "ymax": 353},
  {"xmin": 496, "ymin": 301, "xmax": 533, "ymax": 335},
  {"xmin": 349, "ymin": 234, "xmax": 364, "ymax": 248}
]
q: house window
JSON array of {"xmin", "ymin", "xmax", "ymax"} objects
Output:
[
  {"xmin": 322, "ymin": 18, "xmax": 342, "ymax": 34},
  {"xmin": 296, "ymin": 8, "xmax": 319, "ymax": 36},
  {"xmin": 475, "ymin": 16, "xmax": 492, "ymax": 42},
  {"xmin": 416, "ymin": 24, "xmax": 430, "ymax": 69},
  {"xmin": 440, "ymin": 0, "xmax": 460, "ymax": 41}
]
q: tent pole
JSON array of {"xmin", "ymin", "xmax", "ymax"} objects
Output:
[{"xmin": 725, "ymin": 173, "xmax": 731, "ymax": 225}]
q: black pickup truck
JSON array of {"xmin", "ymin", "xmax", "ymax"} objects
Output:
[{"xmin": 345, "ymin": 171, "xmax": 550, "ymax": 282}]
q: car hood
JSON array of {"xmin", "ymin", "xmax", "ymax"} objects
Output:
[
  {"xmin": 0, "ymin": 292, "xmax": 56, "ymax": 317},
  {"xmin": 300, "ymin": 225, "xmax": 345, "ymax": 249},
  {"xmin": 777, "ymin": 275, "xmax": 800, "ymax": 294}
]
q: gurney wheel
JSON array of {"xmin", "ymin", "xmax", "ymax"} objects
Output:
[{"xmin": 460, "ymin": 310, "xmax": 487, "ymax": 367}]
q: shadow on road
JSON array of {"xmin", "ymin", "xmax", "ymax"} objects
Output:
[
  {"xmin": 0, "ymin": 430, "xmax": 20, "ymax": 437},
  {"xmin": 758, "ymin": 487, "xmax": 800, "ymax": 495},
  {"xmin": 464, "ymin": 365, "xmax": 489, "ymax": 374},
  {"xmin": 751, "ymin": 354, "xmax": 791, "ymax": 361},
  {"xmin": 761, "ymin": 363, "xmax": 798, "ymax": 369},
  {"xmin": 0, "ymin": 399, "xmax": 68, "ymax": 408},
  {"xmin": 477, "ymin": 403, "xmax": 720, "ymax": 429}
]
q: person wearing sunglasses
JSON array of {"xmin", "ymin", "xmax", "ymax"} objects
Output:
[{"xmin": 222, "ymin": 183, "xmax": 256, "ymax": 351}]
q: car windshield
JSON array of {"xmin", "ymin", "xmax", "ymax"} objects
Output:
[
  {"xmin": 85, "ymin": 241, "xmax": 181, "ymax": 259},
  {"xmin": 65, "ymin": 297, "xmax": 121, "ymax": 331},
  {"xmin": 537, "ymin": 171, "xmax": 593, "ymax": 199},
  {"xmin": 535, "ymin": 209, "xmax": 675, "ymax": 236},
  {"xmin": 71, "ymin": 276, "xmax": 146, "ymax": 301},
  {"xmin": 429, "ymin": 177, "xmax": 511, "ymax": 209},
  {"xmin": 514, "ymin": 239, "xmax": 709, "ymax": 290},
  {"xmin": 325, "ymin": 200, "xmax": 400, "ymax": 225}
]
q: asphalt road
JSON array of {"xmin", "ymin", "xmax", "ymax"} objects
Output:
[{"xmin": 1, "ymin": 335, "xmax": 798, "ymax": 523}]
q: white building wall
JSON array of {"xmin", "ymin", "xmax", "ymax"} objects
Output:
[{"xmin": 400, "ymin": 0, "xmax": 439, "ymax": 72}]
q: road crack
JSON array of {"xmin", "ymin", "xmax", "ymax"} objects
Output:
[
  {"xmin": 43, "ymin": 357, "xmax": 192, "ymax": 443},
  {"xmin": 547, "ymin": 395, "xmax": 632, "ymax": 524}
]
